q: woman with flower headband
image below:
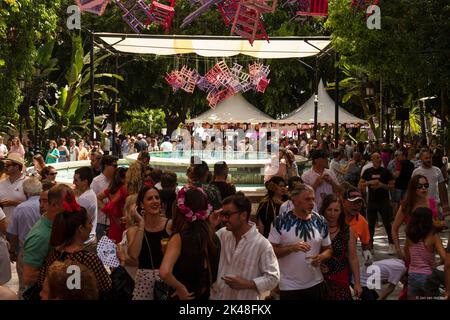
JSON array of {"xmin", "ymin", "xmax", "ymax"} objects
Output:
[
  {"xmin": 127, "ymin": 186, "xmax": 172, "ymax": 300},
  {"xmin": 256, "ymin": 176, "xmax": 287, "ymax": 238},
  {"xmin": 37, "ymin": 194, "xmax": 112, "ymax": 299},
  {"xmin": 159, "ymin": 187, "xmax": 220, "ymax": 300}
]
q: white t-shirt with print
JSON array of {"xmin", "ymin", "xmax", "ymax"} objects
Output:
[
  {"xmin": 412, "ymin": 166, "xmax": 444, "ymax": 203},
  {"xmin": 268, "ymin": 211, "xmax": 331, "ymax": 291}
]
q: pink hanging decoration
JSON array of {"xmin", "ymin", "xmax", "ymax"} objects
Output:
[
  {"xmin": 116, "ymin": 0, "xmax": 152, "ymax": 33},
  {"xmin": 148, "ymin": 0, "xmax": 176, "ymax": 33},
  {"xmin": 197, "ymin": 76, "xmax": 217, "ymax": 92},
  {"xmin": 230, "ymin": 0, "xmax": 277, "ymax": 45},
  {"xmin": 75, "ymin": 0, "xmax": 110, "ymax": 16},
  {"xmin": 256, "ymin": 76, "xmax": 270, "ymax": 92},
  {"xmin": 165, "ymin": 71, "xmax": 185, "ymax": 92},
  {"xmin": 296, "ymin": 0, "xmax": 328, "ymax": 17},
  {"xmin": 164, "ymin": 60, "xmax": 270, "ymax": 109},
  {"xmin": 217, "ymin": 0, "xmax": 239, "ymax": 26},
  {"xmin": 179, "ymin": 66, "xmax": 198, "ymax": 93}
]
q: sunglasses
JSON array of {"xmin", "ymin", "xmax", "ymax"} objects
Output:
[
  {"xmin": 4, "ymin": 163, "xmax": 17, "ymax": 168},
  {"xmin": 49, "ymin": 172, "xmax": 58, "ymax": 176},
  {"xmin": 220, "ymin": 210, "xmax": 241, "ymax": 218},
  {"xmin": 416, "ymin": 183, "xmax": 429, "ymax": 190},
  {"xmin": 108, "ymin": 163, "xmax": 118, "ymax": 168}
]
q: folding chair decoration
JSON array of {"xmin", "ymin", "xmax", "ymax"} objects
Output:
[
  {"xmin": 116, "ymin": 0, "xmax": 152, "ymax": 33},
  {"xmin": 296, "ymin": 0, "xmax": 328, "ymax": 17},
  {"xmin": 148, "ymin": 0, "xmax": 176, "ymax": 33},
  {"xmin": 217, "ymin": 0, "xmax": 239, "ymax": 26},
  {"xmin": 181, "ymin": 0, "xmax": 223, "ymax": 29},
  {"xmin": 75, "ymin": 0, "xmax": 111, "ymax": 16},
  {"xmin": 230, "ymin": 0, "xmax": 277, "ymax": 45},
  {"xmin": 165, "ymin": 61, "xmax": 271, "ymax": 108}
]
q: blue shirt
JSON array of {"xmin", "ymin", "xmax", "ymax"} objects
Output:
[{"xmin": 7, "ymin": 196, "xmax": 41, "ymax": 247}]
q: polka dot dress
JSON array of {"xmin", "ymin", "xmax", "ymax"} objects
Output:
[{"xmin": 132, "ymin": 269, "xmax": 161, "ymax": 300}]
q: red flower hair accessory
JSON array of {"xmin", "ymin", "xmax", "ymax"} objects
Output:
[{"xmin": 62, "ymin": 193, "xmax": 81, "ymax": 213}]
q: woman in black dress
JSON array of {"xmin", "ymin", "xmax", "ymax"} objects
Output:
[{"xmin": 160, "ymin": 186, "xmax": 220, "ymax": 300}]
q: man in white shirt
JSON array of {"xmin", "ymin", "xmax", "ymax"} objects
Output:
[
  {"xmin": 0, "ymin": 136, "xmax": 8, "ymax": 159},
  {"xmin": 269, "ymin": 184, "xmax": 332, "ymax": 300},
  {"xmin": 0, "ymin": 153, "xmax": 27, "ymax": 224},
  {"xmin": 301, "ymin": 149, "xmax": 341, "ymax": 211},
  {"xmin": 73, "ymin": 167, "xmax": 98, "ymax": 251},
  {"xmin": 7, "ymin": 177, "xmax": 42, "ymax": 295},
  {"xmin": 356, "ymin": 258, "xmax": 407, "ymax": 300},
  {"xmin": 90, "ymin": 155, "xmax": 117, "ymax": 239},
  {"xmin": 160, "ymin": 136, "xmax": 173, "ymax": 152},
  {"xmin": 210, "ymin": 193, "xmax": 279, "ymax": 300},
  {"xmin": 412, "ymin": 148, "xmax": 450, "ymax": 216}
]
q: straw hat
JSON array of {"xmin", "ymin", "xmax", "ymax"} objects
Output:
[{"xmin": 4, "ymin": 153, "xmax": 24, "ymax": 167}]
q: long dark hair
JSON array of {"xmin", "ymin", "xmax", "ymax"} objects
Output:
[
  {"xmin": 402, "ymin": 175, "xmax": 428, "ymax": 217},
  {"xmin": 406, "ymin": 207, "xmax": 434, "ymax": 243},
  {"xmin": 319, "ymin": 194, "xmax": 346, "ymax": 230},
  {"xmin": 50, "ymin": 207, "xmax": 89, "ymax": 247},
  {"xmin": 109, "ymin": 167, "xmax": 128, "ymax": 195},
  {"xmin": 173, "ymin": 188, "xmax": 217, "ymax": 256},
  {"xmin": 265, "ymin": 176, "xmax": 286, "ymax": 198}
]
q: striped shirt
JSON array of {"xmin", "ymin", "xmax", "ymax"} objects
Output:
[
  {"xmin": 210, "ymin": 222, "xmax": 280, "ymax": 300},
  {"xmin": 408, "ymin": 241, "xmax": 435, "ymax": 275}
]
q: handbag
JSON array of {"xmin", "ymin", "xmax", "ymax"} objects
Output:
[
  {"xmin": 22, "ymin": 283, "xmax": 42, "ymax": 300},
  {"xmin": 110, "ymin": 265, "xmax": 135, "ymax": 300},
  {"xmin": 143, "ymin": 233, "xmax": 169, "ymax": 300}
]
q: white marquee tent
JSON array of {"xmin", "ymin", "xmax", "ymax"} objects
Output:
[
  {"xmin": 185, "ymin": 94, "xmax": 275, "ymax": 124},
  {"xmin": 278, "ymin": 79, "xmax": 366, "ymax": 126}
]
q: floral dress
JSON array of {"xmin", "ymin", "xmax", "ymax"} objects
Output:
[{"xmin": 321, "ymin": 226, "xmax": 352, "ymax": 300}]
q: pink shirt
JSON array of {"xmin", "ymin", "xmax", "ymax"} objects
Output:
[
  {"xmin": 9, "ymin": 145, "xmax": 25, "ymax": 158},
  {"xmin": 301, "ymin": 168, "xmax": 338, "ymax": 211},
  {"xmin": 408, "ymin": 241, "xmax": 435, "ymax": 275}
]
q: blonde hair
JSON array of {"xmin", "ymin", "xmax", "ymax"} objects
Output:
[
  {"xmin": 122, "ymin": 194, "xmax": 138, "ymax": 227},
  {"xmin": 125, "ymin": 161, "xmax": 143, "ymax": 195}
]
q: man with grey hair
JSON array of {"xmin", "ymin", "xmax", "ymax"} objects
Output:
[
  {"xmin": 7, "ymin": 177, "xmax": 42, "ymax": 296},
  {"xmin": 269, "ymin": 184, "xmax": 332, "ymax": 300}
]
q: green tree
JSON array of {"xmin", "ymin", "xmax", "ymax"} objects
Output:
[{"xmin": 0, "ymin": 0, "xmax": 62, "ymax": 116}]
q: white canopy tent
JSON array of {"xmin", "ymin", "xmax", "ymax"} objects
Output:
[
  {"xmin": 96, "ymin": 33, "xmax": 331, "ymax": 59},
  {"xmin": 185, "ymin": 94, "xmax": 274, "ymax": 124},
  {"xmin": 278, "ymin": 79, "xmax": 366, "ymax": 127}
]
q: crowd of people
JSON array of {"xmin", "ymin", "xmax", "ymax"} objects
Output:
[{"xmin": 0, "ymin": 131, "xmax": 449, "ymax": 301}]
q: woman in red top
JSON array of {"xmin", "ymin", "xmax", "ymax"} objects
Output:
[{"xmin": 98, "ymin": 167, "xmax": 128, "ymax": 242}]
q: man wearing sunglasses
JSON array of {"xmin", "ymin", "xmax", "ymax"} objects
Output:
[
  {"xmin": 210, "ymin": 193, "xmax": 280, "ymax": 300},
  {"xmin": 412, "ymin": 148, "xmax": 450, "ymax": 217}
]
